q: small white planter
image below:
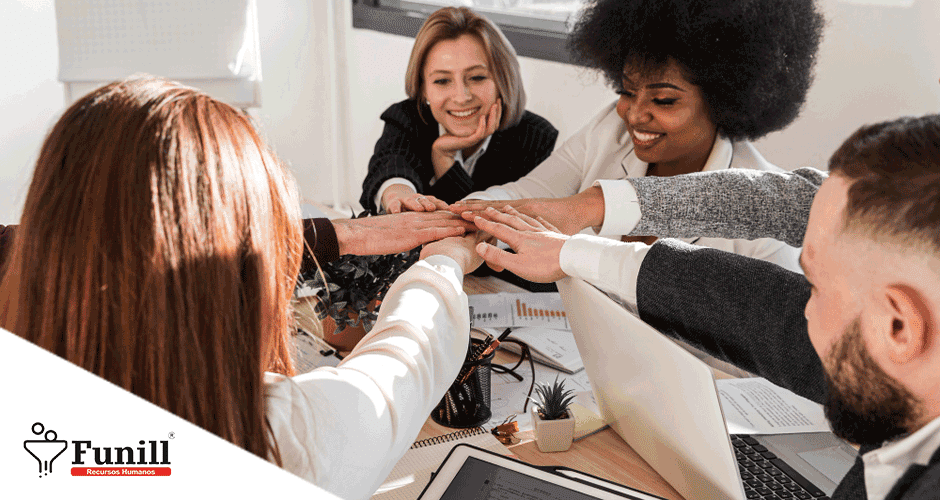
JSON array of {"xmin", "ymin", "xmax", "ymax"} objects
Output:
[{"xmin": 530, "ymin": 406, "xmax": 575, "ymax": 452}]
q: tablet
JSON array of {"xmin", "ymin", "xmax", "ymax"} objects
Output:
[{"xmin": 418, "ymin": 444, "xmax": 667, "ymax": 500}]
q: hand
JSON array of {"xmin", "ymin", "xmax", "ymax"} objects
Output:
[
  {"xmin": 472, "ymin": 206, "xmax": 570, "ymax": 283},
  {"xmin": 450, "ymin": 186, "xmax": 605, "ymax": 235},
  {"xmin": 382, "ymin": 184, "xmax": 448, "ymax": 214},
  {"xmin": 332, "ymin": 211, "xmax": 476, "ymax": 256},
  {"xmin": 420, "ymin": 231, "xmax": 490, "ymax": 274},
  {"xmin": 431, "ymin": 99, "xmax": 501, "ymax": 179}
]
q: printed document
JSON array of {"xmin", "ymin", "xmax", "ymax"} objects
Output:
[{"xmin": 716, "ymin": 378, "xmax": 829, "ymax": 435}]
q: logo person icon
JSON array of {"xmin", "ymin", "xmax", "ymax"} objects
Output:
[{"xmin": 24, "ymin": 422, "xmax": 67, "ymax": 478}]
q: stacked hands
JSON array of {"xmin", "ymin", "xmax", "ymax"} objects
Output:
[
  {"xmin": 364, "ymin": 94, "xmax": 585, "ymax": 275},
  {"xmin": 355, "ymin": 199, "xmax": 576, "ymax": 280}
]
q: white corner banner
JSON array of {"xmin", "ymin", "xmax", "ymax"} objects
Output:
[{"xmin": 0, "ymin": 329, "xmax": 339, "ymax": 498}]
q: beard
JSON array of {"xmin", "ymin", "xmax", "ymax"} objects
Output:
[{"xmin": 823, "ymin": 318, "xmax": 923, "ymax": 447}]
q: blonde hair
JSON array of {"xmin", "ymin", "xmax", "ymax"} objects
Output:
[
  {"xmin": 0, "ymin": 76, "xmax": 302, "ymax": 462},
  {"xmin": 404, "ymin": 6, "xmax": 526, "ymax": 130}
]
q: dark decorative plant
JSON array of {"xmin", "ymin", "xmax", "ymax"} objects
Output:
[
  {"xmin": 298, "ymin": 211, "xmax": 421, "ymax": 337},
  {"xmin": 530, "ymin": 375, "xmax": 576, "ymax": 421}
]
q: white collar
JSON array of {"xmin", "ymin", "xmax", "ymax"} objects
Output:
[
  {"xmin": 862, "ymin": 414, "xmax": 940, "ymax": 500},
  {"xmin": 438, "ymin": 124, "xmax": 493, "ymax": 165}
]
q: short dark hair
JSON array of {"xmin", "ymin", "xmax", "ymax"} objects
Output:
[
  {"xmin": 568, "ymin": 0, "xmax": 825, "ymax": 141},
  {"xmin": 829, "ymin": 114, "xmax": 940, "ymax": 253}
]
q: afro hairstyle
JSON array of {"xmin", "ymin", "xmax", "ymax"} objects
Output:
[{"xmin": 568, "ymin": 0, "xmax": 825, "ymax": 141}]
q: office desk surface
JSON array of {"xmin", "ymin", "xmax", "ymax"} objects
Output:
[
  {"xmin": 423, "ymin": 273, "xmax": 685, "ymax": 500},
  {"xmin": 300, "ymin": 203, "xmax": 684, "ymax": 499}
]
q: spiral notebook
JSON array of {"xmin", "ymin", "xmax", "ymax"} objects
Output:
[{"xmin": 371, "ymin": 427, "xmax": 510, "ymax": 500}]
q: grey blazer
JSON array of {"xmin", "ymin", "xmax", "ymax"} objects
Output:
[{"xmin": 626, "ymin": 167, "xmax": 940, "ymax": 500}]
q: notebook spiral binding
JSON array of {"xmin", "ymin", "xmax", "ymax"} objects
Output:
[{"xmin": 410, "ymin": 427, "xmax": 486, "ymax": 449}]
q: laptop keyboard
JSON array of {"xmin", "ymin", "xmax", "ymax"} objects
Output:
[{"xmin": 731, "ymin": 435, "xmax": 830, "ymax": 500}]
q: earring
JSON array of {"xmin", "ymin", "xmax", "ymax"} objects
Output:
[{"xmin": 426, "ymin": 100, "xmax": 430, "ymax": 106}]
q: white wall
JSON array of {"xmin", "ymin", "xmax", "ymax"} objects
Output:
[
  {"xmin": 0, "ymin": 0, "xmax": 345, "ymax": 224},
  {"xmin": 753, "ymin": 0, "xmax": 940, "ymax": 170},
  {"xmin": 2, "ymin": 0, "xmax": 939, "ymax": 224},
  {"xmin": 0, "ymin": 0, "xmax": 64, "ymax": 224}
]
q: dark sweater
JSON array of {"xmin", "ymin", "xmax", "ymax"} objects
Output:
[
  {"xmin": 360, "ymin": 98, "xmax": 558, "ymax": 213},
  {"xmin": 625, "ymin": 167, "xmax": 940, "ymax": 499}
]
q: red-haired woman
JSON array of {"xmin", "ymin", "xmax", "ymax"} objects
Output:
[{"xmin": 0, "ymin": 77, "xmax": 484, "ymax": 499}]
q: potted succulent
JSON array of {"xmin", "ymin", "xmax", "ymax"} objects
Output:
[
  {"xmin": 529, "ymin": 376, "xmax": 577, "ymax": 452},
  {"xmin": 297, "ymin": 212, "xmax": 421, "ymax": 351}
]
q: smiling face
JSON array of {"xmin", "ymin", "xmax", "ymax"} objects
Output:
[
  {"xmin": 616, "ymin": 60, "xmax": 717, "ymax": 176},
  {"xmin": 423, "ymin": 34, "xmax": 499, "ymax": 139}
]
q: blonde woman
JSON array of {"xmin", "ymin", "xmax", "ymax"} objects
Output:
[{"xmin": 360, "ymin": 6, "xmax": 558, "ymax": 214}]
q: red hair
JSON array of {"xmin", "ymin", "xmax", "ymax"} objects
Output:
[{"xmin": 0, "ymin": 77, "xmax": 302, "ymax": 460}]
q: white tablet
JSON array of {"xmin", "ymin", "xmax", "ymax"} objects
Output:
[{"xmin": 418, "ymin": 444, "xmax": 667, "ymax": 500}]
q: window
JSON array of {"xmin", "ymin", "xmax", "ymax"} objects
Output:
[{"xmin": 351, "ymin": 0, "xmax": 587, "ymax": 64}]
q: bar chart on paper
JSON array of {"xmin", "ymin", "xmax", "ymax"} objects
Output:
[{"xmin": 468, "ymin": 293, "xmax": 569, "ymax": 329}]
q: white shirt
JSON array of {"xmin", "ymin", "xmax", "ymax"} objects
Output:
[
  {"xmin": 557, "ymin": 232, "xmax": 940, "ymax": 500},
  {"xmin": 264, "ymin": 255, "xmax": 468, "ymax": 500},
  {"xmin": 863, "ymin": 415, "xmax": 940, "ymax": 500},
  {"xmin": 373, "ymin": 127, "xmax": 492, "ymax": 210},
  {"xmin": 465, "ymin": 100, "xmax": 801, "ymax": 273}
]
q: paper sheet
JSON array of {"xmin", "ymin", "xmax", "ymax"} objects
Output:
[
  {"xmin": 468, "ymin": 293, "xmax": 570, "ymax": 330},
  {"xmin": 291, "ymin": 331, "xmax": 341, "ymax": 373},
  {"xmin": 716, "ymin": 378, "xmax": 829, "ymax": 435},
  {"xmin": 476, "ymin": 326, "xmax": 583, "ymax": 374}
]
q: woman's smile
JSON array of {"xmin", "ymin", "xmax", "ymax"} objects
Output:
[{"xmin": 448, "ymin": 107, "xmax": 480, "ymax": 119}]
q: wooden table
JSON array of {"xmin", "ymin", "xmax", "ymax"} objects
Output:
[
  {"xmin": 423, "ymin": 274, "xmax": 686, "ymax": 500},
  {"xmin": 300, "ymin": 203, "xmax": 685, "ymax": 499}
]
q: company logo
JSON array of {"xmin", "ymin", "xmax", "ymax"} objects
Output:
[
  {"xmin": 23, "ymin": 422, "xmax": 174, "ymax": 478},
  {"xmin": 24, "ymin": 422, "xmax": 67, "ymax": 478}
]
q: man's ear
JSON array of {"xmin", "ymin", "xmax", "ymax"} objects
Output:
[{"xmin": 880, "ymin": 285, "xmax": 929, "ymax": 364}]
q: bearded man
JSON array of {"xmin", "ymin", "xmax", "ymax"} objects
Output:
[{"xmin": 466, "ymin": 114, "xmax": 940, "ymax": 500}]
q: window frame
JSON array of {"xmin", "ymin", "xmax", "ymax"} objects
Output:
[{"xmin": 351, "ymin": 0, "xmax": 575, "ymax": 64}]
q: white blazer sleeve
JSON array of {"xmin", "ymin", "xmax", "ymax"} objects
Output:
[{"xmin": 264, "ymin": 255, "xmax": 469, "ymax": 500}]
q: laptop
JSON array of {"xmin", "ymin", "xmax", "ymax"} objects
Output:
[{"xmin": 556, "ymin": 277, "xmax": 857, "ymax": 500}]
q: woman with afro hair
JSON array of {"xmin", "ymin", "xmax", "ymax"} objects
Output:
[{"xmin": 454, "ymin": 0, "xmax": 824, "ymax": 273}]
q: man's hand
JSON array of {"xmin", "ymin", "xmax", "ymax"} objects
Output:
[
  {"xmin": 431, "ymin": 100, "xmax": 501, "ymax": 179},
  {"xmin": 333, "ymin": 211, "xmax": 475, "ymax": 256},
  {"xmin": 382, "ymin": 184, "xmax": 448, "ymax": 213},
  {"xmin": 450, "ymin": 186, "xmax": 605, "ymax": 235},
  {"xmin": 472, "ymin": 206, "xmax": 569, "ymax": 283},
  {"xmin": 420, "ymin": 231, "xmax": 489, "ymax": 274}
]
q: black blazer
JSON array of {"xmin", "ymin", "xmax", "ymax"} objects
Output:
[{"xmin": 360, "ymin": 98, "xmax": 558, "ymax": 213}]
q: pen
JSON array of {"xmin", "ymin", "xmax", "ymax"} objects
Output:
[{"xmin": 456, "ymin": 339, "xmax": 500, "ymax": 385}]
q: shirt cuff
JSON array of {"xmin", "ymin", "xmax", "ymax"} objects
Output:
[
  {"xmin": 559, "ymin": 233, "xmax": 650, "ymax": 309},
  {"xmin": 462, "ymin": 185, "xmax": 516, "ymax": 202},
  {"xmin": 419, "ymin": 254, "xmax": 466, "ymax": 290},
  {"xmin": 375, "ymin": 178, "xmax": 417, "ymax": 212},
  {"xmin": 592, "ymin": 179, "xmax": 641, "ymax": 236}
]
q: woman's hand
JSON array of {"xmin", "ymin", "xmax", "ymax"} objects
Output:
[
  {"xmin": 420, "ymin": 230, "xmax": 489, "ymax": 274},
  {"xmin": 333, "ymin": 211, "xmax": 475, "ymax": 256},
  {"xmin": 450, "ymin": 186, "xmax": 606, "ymax": 236},
  {"xmin": 382, "ymin": 184, "xmax": 448, "ymax": 213},
  {"xmin": 472, "ymin": 206, "xmax": 570, "ymax": 282},
  {"xmin": 431, "ymin": 100, "xmax": 501, "ymax": 180}
]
